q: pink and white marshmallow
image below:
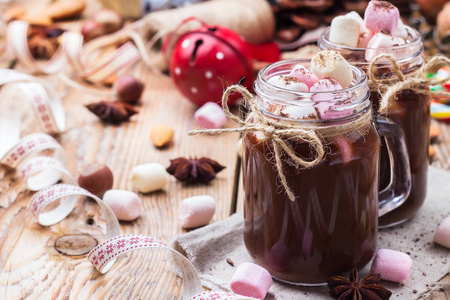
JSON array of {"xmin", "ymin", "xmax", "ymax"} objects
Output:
[
  {"xmin": 365, "ymin": 32, "xmax": 406, "ymax": 61},
  {"xmin": 268, "ymin": 75, "xmax": 309, "ymax": 92},
  {"xmin": 345, "ymin": 11, "xmax": 375, "ymax": 48},
  {"xmin": 310, "ymin": 78, "xmax": 353, "ymax": 120},
  {"xmin": 230, "ymin": 262, "xmax": 273, "ymax": 299},
  {"xmin": 194, "ymin": 102, "xmax": 228, "ymax": 129},
  {"xmin": 103, "ymin": 190, "xmax": 142, "ymax": 221},
  {"xmin": 311, "ymin": 50, "xmax": 353, "ymax": 88},
  {"xmin": 370, "ymin": 249, "xmax": 412, "ymax": 283},
  {"xmin": 289, "ymin": 65, "xmax": 319, "ymax": 89},
  {"xmin": 364, "ymin": 0, "xmax": 400, "ymax": 34},
  {"xmin": 178, "ymin": 195, "xmax": 216, "ymax": 229},
  {"xmin": 394, "ymin": 18, "xmax": 408, "ymax": 40},
  {"xmin": 433, "ymin": 216, "xmax": 450, "ymax": 248},
  {"xmin": 329, "ymin": 15, "xmax": 361, "ymax": 48}
]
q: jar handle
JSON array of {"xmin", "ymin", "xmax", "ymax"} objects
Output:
[{"xmin": 376, "ymin": 116, "xmax": 411, "ymax": 216}]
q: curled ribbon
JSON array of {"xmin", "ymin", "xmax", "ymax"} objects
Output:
[{"xmin": 0, "ymin": 71, "xmax": 257, "ymax": 300}]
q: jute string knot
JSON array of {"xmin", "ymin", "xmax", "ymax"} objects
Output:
[
  {"xmin": 368, "ymin": 53, "xmax": 450, "ymax": 115},
  {"xmin": 188, "ymin": 85, "xmax": 372, "ymax": 202}
]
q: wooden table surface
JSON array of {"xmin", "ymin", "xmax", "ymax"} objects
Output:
[{"xmin": 0, "ymin": 0, "xmax": 449, "ymax": 299}]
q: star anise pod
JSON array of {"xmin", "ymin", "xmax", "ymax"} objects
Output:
[
  {"xmin": 86, "ymin": 101, "xmax": 138, "ymax": 124},
  {"xmin": 27, "ymin": 26, "xmax": 65, "ymax": 59},
  {"xmin": 166, "ymin": 157, "xmax": 225, "ymax": 183},
  {"xmin": 327, "ymin": 268, "xmax": 392, "ymax": 300}
]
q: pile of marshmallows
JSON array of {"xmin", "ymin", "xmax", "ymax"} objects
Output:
[
  {"xmin": 268, "ymin": 49, "xmax": 354, "ymax": 120},
  {"xmin": 77, "ymin": 163, "xmax": 215, "ymax": 229},
  {"xmin": 329, "ymin": 0, "xmax": 411, "ymax": 61},
  {"xmin": 193, "ymin": 49, "xmax": 356, "ymax": 128}
]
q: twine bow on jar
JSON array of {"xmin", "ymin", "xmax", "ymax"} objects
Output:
[
  {"xmin": 188, "ymin": 84, "xmax": 372, "ymax": 202},
  {"xmin": 368, "ymin": 53, "xmax": 450, "ymax": 115}
]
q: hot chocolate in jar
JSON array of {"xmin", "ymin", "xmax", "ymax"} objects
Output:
[
  {"xmin": 241, "ymin": 50, "xmax": 411, "ymax": 284},
  {"xmin": 319, "ymin": 0, "xmax": 431, "ymax": 227}
]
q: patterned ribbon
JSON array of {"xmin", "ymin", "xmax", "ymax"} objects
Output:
[
  {"xmin": 0, "ymin": 72, "xmax": 256, "ymax": 299},
  {"xmin": 5, "ymin": 20, "xmax": 140, "ymax": 83}
]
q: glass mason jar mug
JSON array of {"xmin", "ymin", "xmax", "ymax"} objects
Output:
[
  {"xmin": 319, "ymin": 26, "xmax": 431, "ymax": 227},
  {"xmin": 242, "ymin": 59, "xmax": 411, "ymax": 285}
]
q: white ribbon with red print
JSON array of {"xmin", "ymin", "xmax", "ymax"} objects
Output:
[
  {"xmin": 0, "ymin": 70, "xmax": 120, "ymax": 235},
  {"xmin": 88, "ymin": 234, "xmax": 257, "ymax": 300},
  {"xmin": 7, "ymin": 21, "xmax": 141, "ymax": 82},
  {"xmin": 0, "ymin": 67, "xmax": 253, "ymax": 300}
]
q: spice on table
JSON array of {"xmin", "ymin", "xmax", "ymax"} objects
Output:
[
  {"xmin": 166, "ymin": 157, "xmax": 225, "ymax": 183},
  {"xmin": 86, "ymin": 101, "xmax": 138, "ymax": 124},
  {"xmin": 27, "ymin": 26, "xmax": 65, "ymax": 59},
  {"xmin": 150, "ymin": 125, "xmax": 174, "ymax": 148},
  {"xmin": 327, "ymin": 268, "xmax": 392, "ymax": 300}
]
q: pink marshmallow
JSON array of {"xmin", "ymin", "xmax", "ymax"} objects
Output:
[
  {"xmin": 103, "ymin": 190, "xmax": 142, "ymax": 221},
  {"xmin": 357, "ymin": 28, "xmax": 375, "ymax": 48},
  {"xmin": 335, "ymin": 136, "xmax": 353, "ymax": 163},
  {"xmin": 365, "ymin": 32, "xmax": 406, "ymax": 61},
  {"xmin": 230, "ymin": 262, "xmax": 273, "ymax": 299},
  {"xmin": 433, "ymin": 216, "xmax": 450, "ymax": 248},
  {"xmin": 364, "ymin": 0, "xmax": 400, "ymax": 34},
  {"xmin": 289, "ymin": 65, "xmax": 319, "ymax": 89},
  {"xmin": 310, "ymin": 78, "xmax": 342, "ymax": 94},
  {"xmin": 310, "ymin": 78, "xmax": 353, "ymax": 120},
  {"xmin": 370, "ymin": 249, "xmax": 412, "ymax": 283},
  {"xmin": 179, "ymin": 195, "xmax": 216, "ymax": 228},
  {"xmin": 194, "ymin": 102, "xmax": 228, "ymax": 129}
]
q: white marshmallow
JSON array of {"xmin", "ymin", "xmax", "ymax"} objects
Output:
[
  {"xmin": 329, "ymin": 15, "xmax": 360, "ymax": 47},
  {"xmin": 130, "ymin": 163, "xmax": 168, "ymax": 193},
  {"xmin": 179, "ymin": 195, "xmax": 216, "ymax": 228},
  {"xmin": 345, "ymin": 11, "xmax": 366, "ymax": 31},
  {"xmin": 267, "ymin": 75, "xmax": 309, "ymax": 92},
  {"xmin": 281, "ymin": 105, "xmax": 317, "ymax": 120},
  {"xmin": 346, "ymin": 11, "xmax": 365, "ymax": 31},
  {"xmin": 103, "ymin": 190, "xmax": 142, "ymax": 221},
  {"xmin": 311, "ymin": 50, "xmax": 353, "ymax": 88},
  {"xmin": 394, "ymin": 19, "xmax": 408, "ymax": 40},
  {"xmin": 365, "ymin": 32, "xmax": 407, "ymax": 62}
]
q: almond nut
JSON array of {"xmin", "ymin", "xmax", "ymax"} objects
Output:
[{"xmin": 150, "ymin": 125, "xmax": 174, "ymax": 148}]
